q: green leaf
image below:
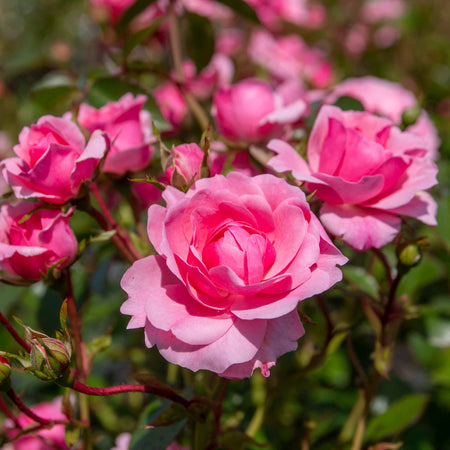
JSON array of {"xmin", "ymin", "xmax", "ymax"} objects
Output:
[
  {"xmin": 333, "ymin": 96, "xmax": 365, "ymax": 112},
  {"xmin": 151, "ymin": 403, "xmax": 187, "ymax": 427},
  {"xmin": 123, "ymin": 18, "xmax": 163, "ymax": 58},
  {"xmin": 65, "ymin": 423, "xmax": 81, "ymax": 447},
  {"xmin": 116, "ymin": 0, "xmax": 159, "ymax": 34},
  {"xmin": 343, "ymin": 266, "xmax": 380, "ymax": 299},
  {"xmin": 365, "ymin": 394, "xmax": 429, "ymax": 442},
  {"xmin": 86, "ymin": 333, "xmax": 112, "ymax": 361},
  {"xmin": 185, "ymin": 13, "xmax": 215, "ymax": 72},
  {"xmin": 218, "ymin": 430, "xmax": 265, "ymax": 449},
  {"xmin": 89, "ymin": 230, "xmax": 117, "ymax": 243},
  {"xmin": 130, "ymin": 400, "xmax": 187, "ymax": 450},
  {"xmin": 215, "ymin": 0, "xmax": 261, "ymax": 24},
  {"xmin": 88, "ymin": 77, "xmax": 169, "ymax": 130}
]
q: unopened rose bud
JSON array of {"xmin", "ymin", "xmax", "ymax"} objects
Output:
[
  {"xmin": 29, "ymin": 335, "xmax": 71, "ymax": 381},
  {"xmin": 165, "ymin": 143, "xmax": 204, "ymax": 190},
  {"xmin": 398, "ymin": 243, "xmax": 421, "ymax": 267},
  {"xmin": 401, "ymin": 105, "xmax": 421, "ymax": 128},
  {"xmin": 0, "ymin": 355, "xmax": 11, "ymax": 391},
  {"xmin": 42, "ymin": 338, "xmax": 71, "ymax": 375}
]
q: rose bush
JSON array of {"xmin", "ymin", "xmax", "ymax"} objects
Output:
[
  {"xmin": 1, "ymin": 115, "xmax": 108, "ymax": 205},
  {"xmin": 0, "ymin": 202, "xmax": 77, "ymax": 281},
  {"xmin": 121, "ymin": 172, "xmax": 347, "ymax": 378},
  {"xmin": 268, "ymin": 105, "xmax": 438, "ymax": 250},
  {"xmin": 78, "ymin": 93, "xmax": 154, "ymax": 176}
]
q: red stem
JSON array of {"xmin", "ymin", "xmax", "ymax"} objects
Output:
[
  {"xmin": 71, "ymin": 380, "xmax": 190, "ymax": 408},
  {"xmin": 6, "ymin": 389, "xmax": 51, "ymax": 426},
  {"xmin": 0, "ymin": 395, "xmax": 21, "ymax": 428},
  {"xmin": 86, "ymin": 203, "xmax": 136, "ymax": 264},
  {"xmin": 65, "ymin": 270, "xmax": 88, "ymax": 380},
  {"xmin": 0, "ymin": 312, "xmax": 31, "ymax": 353},
  {"xmin": 91, "ymin": 183, "xmax": 141, "ymax": 261}
]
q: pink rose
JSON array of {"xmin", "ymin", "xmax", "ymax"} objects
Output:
[
  {"xmin": 361, "ymin": 0, "xmax": 406, "ymax": 24},
  {"xmin": 268, "ymin": 106, "xmax": 438, "ymax": 251},
  {"xmin": 249, "ymin": 30, "xmax": 332, "ymax": 87},
  {"xmin": 78, "ymin": 94, "xmax": 155, "ymax": 176},
  {"xmin": 244, "ymin": 0, "xmax": 326, "ymax": 30},
  {"xmin": 165, "ymin": 143, "xmax": 204, "ymax": 188},
  {"xmin": 325, "ymin": 77, "xmax": 441, "ymax": 159},
  {"xmin": 181, "ymin": 55, "xmax": 234, "ymax": 101},
  {"xmin": 1, "ymin": 115, "xmax": 108, "ymax": 205},
  {"xmin": 121, "ymin": 172, "xmax": 347, "ymax": 378},
  {"xmin": 212, "ymin": 78, "xmax": 306, "ymax": 145},
  {"xmin": 154, "ymin": 83, "xmax": 189, "ymax": 132},
  {"xmin": 111, "ymin": 433, "xmax": 132, "ymax": 450},
  {"xmin": 131, "ymin": 181, "xmax": 163, "ymax": 212},
  {"xmin": 0, "ymin": 202, "xmax": 77, "ymax": 281},
  {"xmin": 4, "ymin": 397, "xmax": 68, "ymax": 450}
]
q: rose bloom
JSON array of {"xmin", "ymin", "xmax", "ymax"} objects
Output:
[
  {"xmin": 361, "ymin": 0, "xmax": 406, "ymax": 24},
  {"xmin": 325, "ymin": 76, "xmax": 440, "ymax": 159},
  {"xmin": 249, "ymin": 30, "xmax": 332, "ymax": 87},
  {"xmin": 3, "ymin": 398, "xmax": 68, "ymax": 450},
  {"xmin": 154, "ymin": 83, "xmax": 189, "ymax": 132},
  {"xmin": 121, "ymin": 172, "xmax": 346, "ymax": 378},
  {"xmin": 1, "ymin": 115, "xmax": 107, "ymax": 205},
  {"xmin": 0, "ymin": 202, "xmax": 77, "ymax": 281},
  {"xmin": 78, "ymin": 94, "xmax": 155, "ymax": 176},
  {"xmin": 244, "ymin": 0, "xmax": 326, "ymax": 30},
  {"xmin": 212, "ymin": 78, "xmax": 306, "ymax": 145},
  {"xmin": 268, "ymin": 105, "xmax": 438, "ymax": 251}
]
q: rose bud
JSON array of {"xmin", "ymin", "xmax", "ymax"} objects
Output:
[
  {"xmin": 0, "ymin": 355, "xmax": 11, "ymax": 391},
  {"xmin": 29, "ymin": 335, "xmax": 71, "ymax": 381},
  {"xmin": 0, "ymin": 202, "xmax": 78, "ymax": 281},
  {"xmin": 165, "ymin": 143, "xmax": 205, "ymax": 190}
]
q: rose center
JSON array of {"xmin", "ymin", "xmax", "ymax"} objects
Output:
[{"xmin": 202, "ymin": 224, "xmax": 275, "ymax": 284}]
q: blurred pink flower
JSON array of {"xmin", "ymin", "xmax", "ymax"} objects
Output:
[
  {"xmin": 244, "ymin": 0, "xmax": 326, "ymax": 30},
  {"xmin": 268, "ymin": 106, "xmax": 438, "ymax": 250},
  {"xmin": 154, "ymin": 83, "xmax": 189, "ymax": 132},
  {"xmin": 78, "ymin": 94, "xmax": 155, "ymax": 176},
  {"xmin": 4, "ymin": 397, "xmax": 68, "ymax": 450},
  {"xmin": 212, "ymin": 78, "xmax": 306, "ymax": 145},
  {"xmin": 121, "ymin": 172, "xmax": 346, "ymax": 378},
  {"xmin": 249, "ymin": 30, "xmax": 332, "ymax": 87},
  {"xmin": 361, "ymin": 0, "xmax": 406, "ymax": 24}
]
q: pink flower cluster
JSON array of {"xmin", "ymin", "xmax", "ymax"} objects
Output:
[{"xmin": 0, "ymin": 93, "xmax": 155, "ymax": 282}]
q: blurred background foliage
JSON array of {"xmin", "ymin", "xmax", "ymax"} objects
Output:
[{"xmin": 0, "ymin": 0, "xmax": 449, "ymax": 449}]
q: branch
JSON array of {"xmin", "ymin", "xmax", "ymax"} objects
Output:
[
  {"xmin": 0, "ymin": 312, "xmax": 31, "ymax": 353},
  {"xmin": 71, "ymin": 380, "xmax": 190, "ymax": 408}
]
